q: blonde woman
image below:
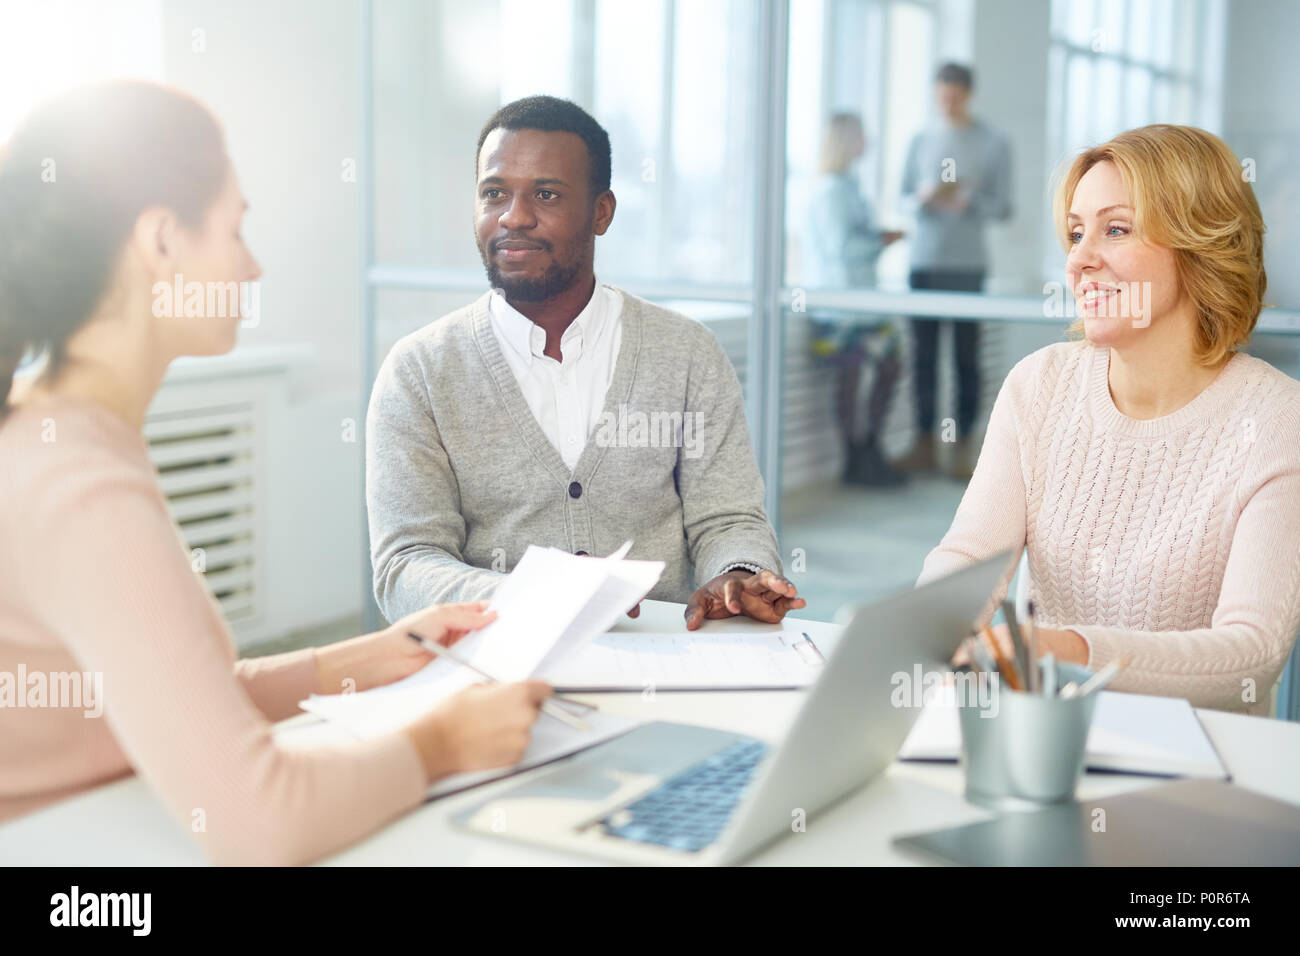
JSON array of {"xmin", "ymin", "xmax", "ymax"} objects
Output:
[
  {"xmin": 0, "ymin": 81, "xmax": 551, "ymax": 863},
  {"xmin": 919, "ymin": 124, "xmax": 1300, "ymax": 714}
]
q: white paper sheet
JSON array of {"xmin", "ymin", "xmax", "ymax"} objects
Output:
[
  {"xmin": 298, "ymin": 541, "xmax": 664, "ymax": 748},
  {"xmin": 297, "ymin": 691, "xmax": 642, "ymax": 799},
  {"xmin": 468, "ymin": 545, "xmax": 614, "ymax": 680},
  {"xmin": 540, "ymin": 630, "xmax": 825, "ymax": 690},
  {"xmin": 898, "ymin": 685, "xmax": 1228, "ymax": 779},
  {"xmin": 533, "ymin": 556, "xmax": 666, "ymax": 677},
  {"xmin": 300, "ymin": 664, "xmax": 481, "ymax": 738}
]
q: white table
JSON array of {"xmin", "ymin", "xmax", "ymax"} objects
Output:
[{"xmin": 3, "ymin": 600, "xmax": 1299, "ymax": 865}]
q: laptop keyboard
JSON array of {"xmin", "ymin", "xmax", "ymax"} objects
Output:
[{"xmin": 599, "ymin": 739, "xmax": 769, "ymax": 852}]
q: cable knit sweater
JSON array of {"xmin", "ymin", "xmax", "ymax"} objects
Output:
[{"xmin": 919, "ymin": 341, "xmax": 1300, "ymax": 714}]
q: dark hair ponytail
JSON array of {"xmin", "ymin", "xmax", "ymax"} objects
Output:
[{"xmin": 0, "ymin": 80, "xmax": 228, "ymax": 413}]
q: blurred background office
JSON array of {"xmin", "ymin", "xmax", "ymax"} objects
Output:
[{"xmin": 6, "ymin": 0, "xmax": 1298, "ymax": 711}]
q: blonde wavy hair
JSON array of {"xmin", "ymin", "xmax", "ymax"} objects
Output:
[
  {"xmin": 819, "ymin": 113, "xmax": 864, "ymax": 176},
  {"xmin": 1053, "ymin": 124, "xmax": 1267, "ymax": 366}
]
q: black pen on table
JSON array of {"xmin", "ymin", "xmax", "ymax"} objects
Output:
[{"xmin": 405, "ymin": 631, "xmax": 593, "ymax": 732}]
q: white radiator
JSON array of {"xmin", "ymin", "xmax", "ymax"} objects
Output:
[
  {"xmin": 144, "ymin": 346, "xmax": 364, "ymax": 650},
  {"xmin": 145, "ymin": 397, "xmax": 264, "ymax": 629}
]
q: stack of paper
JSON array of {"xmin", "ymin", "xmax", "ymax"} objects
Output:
[
  {"xmin": 298, "ymin": 542, "xmax": 663, "ymax": 794},
  {"xmin": 427, "ymin": 710, "xmax": 642, "ymax": 799},
  {"xmin": 542, "ymin": 630, "xmax": 825, "ymax": 691},
  {"xmin": 899, "ymin": 684, "xmax": 1229, "ymax": 779}
]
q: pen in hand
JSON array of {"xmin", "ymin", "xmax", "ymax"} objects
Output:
[{"xmin": 405, "ymin": 632, "xmax": 592, "ymax": 732}]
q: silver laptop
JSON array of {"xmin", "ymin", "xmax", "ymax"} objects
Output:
[{"xmin": 451, "ymin": 551, "xmax": 1014, "ymax": 864}]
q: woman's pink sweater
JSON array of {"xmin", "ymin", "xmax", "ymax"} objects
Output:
[
  {"xmin": 920, "ymin": 342, "xmax": 1300, "ymax": 714},
  {"xmin": 0, "ymin": 396, "xmax": 426, "ymax": 863}
]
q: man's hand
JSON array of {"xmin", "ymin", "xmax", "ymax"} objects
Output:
[{"xmin": 684, "ymin": 570, "xmax": 805, "ymax": 630}]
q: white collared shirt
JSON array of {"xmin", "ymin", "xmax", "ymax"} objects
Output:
[{"xmin": 488, "ymin": 281, "xmax": 624, "ymax": 470}]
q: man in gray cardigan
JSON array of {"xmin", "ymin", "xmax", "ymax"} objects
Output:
[{"xmin": 366, "ymin": 95, "xmax": 803, "ymax": 630}]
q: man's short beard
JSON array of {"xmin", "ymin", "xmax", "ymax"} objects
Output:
[{"xmin": 484, "ymin": 259, "xmax": 584, "ymax": 303}]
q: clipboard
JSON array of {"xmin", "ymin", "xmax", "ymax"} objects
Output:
[{"xmin": 541, "ymin": 630, "xmax": 826, "ymax": 692}]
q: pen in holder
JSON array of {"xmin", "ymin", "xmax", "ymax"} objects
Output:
[{"xmin": 957, "ymin": 662, "xmax": 1097, "ymax": 812}]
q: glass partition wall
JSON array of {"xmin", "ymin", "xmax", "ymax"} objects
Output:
[{"xmin": 359, "ymin": 0, "xmax": 1300, "ymax": 716}]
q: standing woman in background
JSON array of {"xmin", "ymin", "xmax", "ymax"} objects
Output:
[
  {"xmin": 919, "ymin": 124, "xmax": 1300, "ymax": 714},
  {"xmin": 0, "ymin": 80, "xmax": 551, "ymax": 864},
  {"xmin": 802, "ymin": 112, "xmax": 907, "ymax": 486}
]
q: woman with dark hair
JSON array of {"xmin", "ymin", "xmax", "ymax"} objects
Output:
[{"xmin": 0, "ymin": 81, "xmax": 551, "ymax": 864}]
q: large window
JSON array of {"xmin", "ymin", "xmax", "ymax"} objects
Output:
[
  {"xmin": 372, "ymin": 0, "xmax": 758, "ymax": 289},
  {"xmin": 0, "ymin": 0, "xmax": 163, "ymax": 140},
  {"xmin": 1047, "ymin": 0, "xmax": 1217, "ymax": 154},
  {"xmin": 1042, "ymin": 0, "xmax": 1223, "ymax": 281},
  {"xmin": 362, "ymin": 0, "xmax": 1300, "ymax": 643},
  {"xmin": 785, "ymin": 0, "xmax": 936, "ymax": 291}
]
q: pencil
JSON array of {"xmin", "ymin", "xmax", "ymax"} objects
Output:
[{"xmin": 982, "ymin": 624, "xmax": 1024, "ymax": 691}]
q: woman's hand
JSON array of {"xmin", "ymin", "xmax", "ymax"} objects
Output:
[
  {"xmin": 404, "ymin": 680, "xmax": 553, "ymax": 782},
  {"xmin": 1036, "ymin": 625, "xmax": 1089, "ymax": 665},
  {"xmin": 952, "ymin": 622, "xmax": 1090, "ymax": 671},
  {"xmin": 312, "ymin": 601, "xmax": 497, "ymax": 695},
  {"xmin": 1000, "ymin": 624, "xmax": 1088, "ymax": 666}
]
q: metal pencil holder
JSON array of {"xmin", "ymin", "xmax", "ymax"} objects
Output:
[{"xmin": 957, "ymin": 663, "xmax": 1097, "ymax": 812}]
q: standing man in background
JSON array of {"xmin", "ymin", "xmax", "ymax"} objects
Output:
[{"xmin": 896, "ymin": 62, "xmax": 1012, "ymax": 480}]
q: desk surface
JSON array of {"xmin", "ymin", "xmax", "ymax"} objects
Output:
[{"xmin": 4, "ymin": 601, "xmax": 1299, "ymax": 866}]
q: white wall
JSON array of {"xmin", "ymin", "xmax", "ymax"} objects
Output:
[
  {"xmin": 162, "ymin": 0, "xmax": 366, "ymax": 634},
  {"xmin": 372, "ymin": 0, "xmax": 502, "ymax": 274},
  {"xmin": 162, "ymin": 0, "xmax": 362, "ymax": 392}
]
